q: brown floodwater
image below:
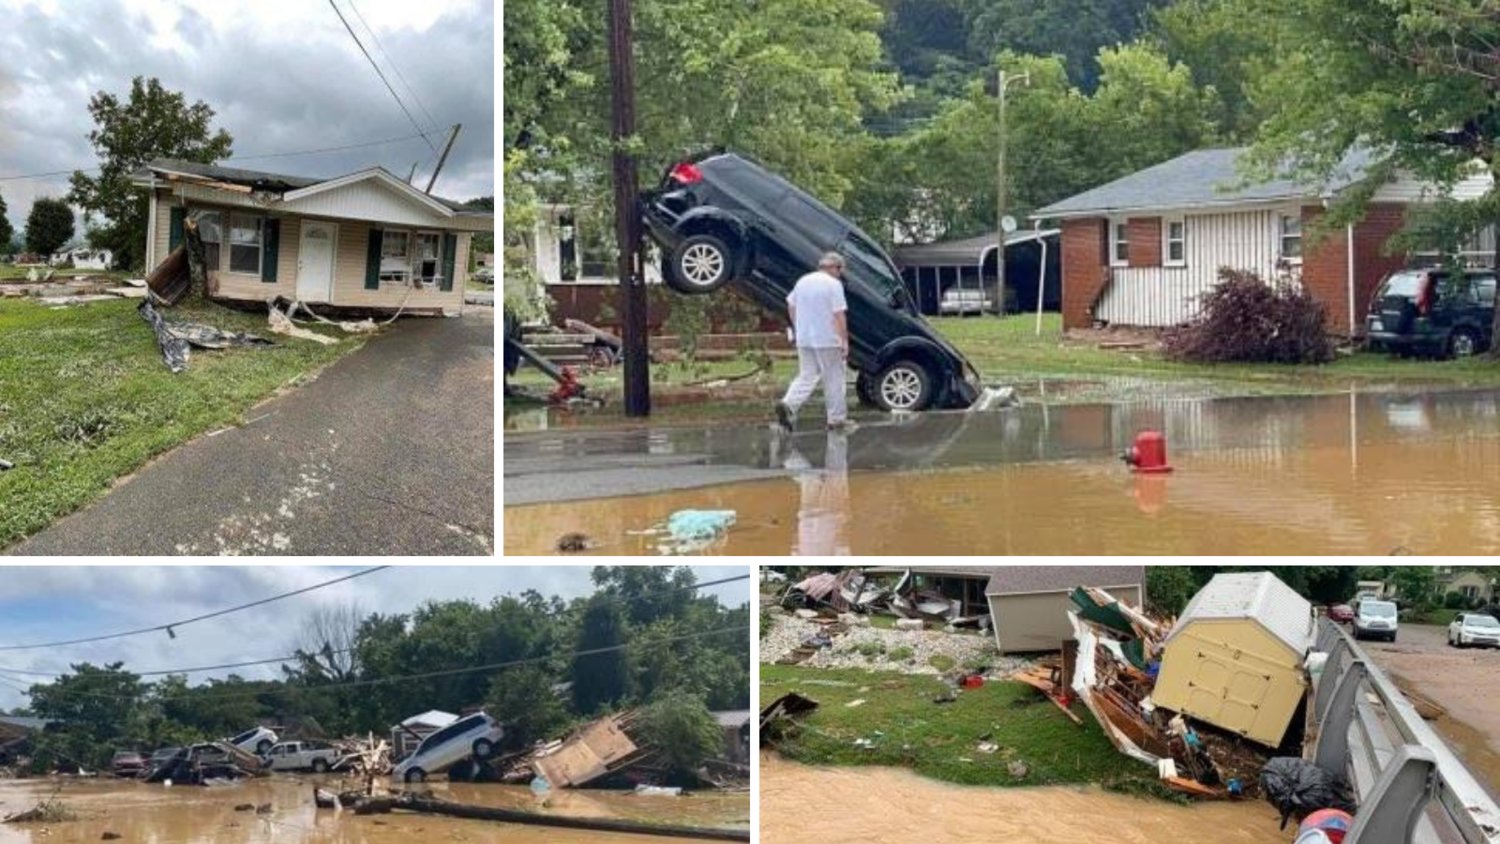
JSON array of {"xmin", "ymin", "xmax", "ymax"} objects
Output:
[
  {"xmin": 505, "ymin": 390, "xmax": 1500, "ymax": 554},
  {"xmin": 0, "ymin": 775, "xmax": 749, "ymax": 844},
  {"xmin": 760, "ymin": 753, "xmax": 1287, "ymax": 844}
]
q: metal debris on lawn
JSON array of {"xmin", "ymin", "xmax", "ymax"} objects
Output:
[{"xmin": 138, "ymin": 299, "xmax": 274, "ymax": 372}]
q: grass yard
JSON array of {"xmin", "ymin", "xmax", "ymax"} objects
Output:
[
  {"xmin": 0, "ymin": 297, "xmax": 363, "ymax": 548},
  {"xmin": 0, "ymin": 265, "xmax": 132, "ymax": 282},
  {"xmin": 761, "ymin": 664, "xmax": 1163, "ymax": 795}
]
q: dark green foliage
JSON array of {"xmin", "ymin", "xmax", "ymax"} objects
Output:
[
  {"xmin": 24, "ymin": 198, "xmax": 74, "ymax": 256},
  {"xmin": 963, "ymin": 0, "xmax": 1167, "ymax": 91},
  {"xmin": 572, "ymin": 595, "xmax": 632, "ymax": 714},
  {"xmin": 1144, "ymin": 566, "xmax": 1199, "ymax": 616},
  {"xmin": 636, "ymin": 692, "xmax": 723, "ymax": 781},
  {"xmin": 0, "ymin": 191, "xmax": 13, "ymax": 254},
  {"xmin": 1162, "ymin": 268, "xmax": 1335, "ymax": 364}
]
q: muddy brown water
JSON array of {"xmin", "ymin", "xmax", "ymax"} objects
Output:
[
  {"xmin": 506, "ymin": 389, "xmax": 1500, "ymax": 554},
  {"xmin": 760, "ymin": 754, "xmax": 1287, "ymax": 844},
  {"xmin": 0, "ymin": 775, "xmax": 749, "ymax": 844}
]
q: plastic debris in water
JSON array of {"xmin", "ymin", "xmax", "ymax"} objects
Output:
[
  {"xmin": 530, "ymin": 774, "xmax": 551, "ymax": 797},
  {"xmin": 654, "ymin": 509, "xmax": 737, "ymax": 554}
]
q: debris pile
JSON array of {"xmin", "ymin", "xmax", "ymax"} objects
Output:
[
  {"xmin": 761, "ymin": 611, "xmax": 1019, "ymax": 676},
  {"xmin": 777, "ymin": 569, "xmax": 990, "ymax": 629},
  {"xmin": 140, "ymin": 742, "xmax": 267, "ymax": 785}
]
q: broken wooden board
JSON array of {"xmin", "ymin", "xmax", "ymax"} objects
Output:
[
  {"xmin": 146, "ymin": 245, "xmax": 190, "ymax": 305},
  {"xmin": 530, "ymin": 715, "xmax": 641, "ymax": 788}
]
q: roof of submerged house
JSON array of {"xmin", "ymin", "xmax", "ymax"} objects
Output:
[{"xmin": 1032, "ymin": 147, "xmax": 1377, "ymax": 219}]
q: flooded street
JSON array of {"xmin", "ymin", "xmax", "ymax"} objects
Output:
[
  {"xmin": 506, "ymin": 388, "xmax": 1500, "ymax": 554},
  {"xmin": 759, "ymin": 754, "xmax": 1286, "ymax": 844},
  {"xmin": 0, "ymin": 775, "xmax": 750, "ymax": 844}
]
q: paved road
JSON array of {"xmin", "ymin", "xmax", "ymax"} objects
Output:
[
  {"xmin": 10, "ymin": 311, "xmax": 494, "ymax": 556},
  {"xmin": 1363, "ymin": 622, "xmax": 1500, "ymax": 798}
]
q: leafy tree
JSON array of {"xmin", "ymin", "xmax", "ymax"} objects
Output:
[
  {"xmin": 636, "ymin": 691, "xmax": 722, "ymax": 782},
  {"xmin": 571, "ymin": 594, "xmax": 632, "ymax": 714},
  {"xmin": 1148, "ymin": 0, "xmax": 1280, "ymax": 140},
  {"xmin": 27, "ymin": 663, "xmax": 146, "ymax": 770},
  {"xmin": 1145, "ymin": 566, "xmax": 1199, "ymax": 615},
  {"xmin": 962, "ymin": 0, "xmax": 1167, "ymax": 90},
  {"xmin": 486, "ymin": 665, "xmax": 574, "ymax": 744},
  {"xmin": 67, "ymin": 76, "xmax": 233, "ymax": 272},
  {"xmin": 1390, "ymin": 567, "xmax": 1438, "ymax": 609},
  {"xmin": 24, "ymin": 198, "xmax": 74, "ymax": 256},
  {"xmin": 0, "ymin": 190, "xmax": 13, "ymax": 254}
]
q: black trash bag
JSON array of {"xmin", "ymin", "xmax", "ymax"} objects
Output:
[{"xmin": 1259, "ymin": 757, "xmax": 1358, "ymax": 829}]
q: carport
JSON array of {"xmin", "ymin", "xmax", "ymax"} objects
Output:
[{"xmin": 893, "ymin": 229, "xmax": 1061, "ymax": 317}]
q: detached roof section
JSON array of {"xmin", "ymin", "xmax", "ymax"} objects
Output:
[
  {"xmin": 131, "ymin": 159, "xmax": 492, "ymax": 217},
  {"xmin": 984, "ymin": 566, "xmax": 1145, "ymax": 597},
  {"xmin": 1032, "ymin": 147, "xmax": 1376, "ymax": 219},
  {"xmin": 893, "ymin": 229, "xmax": 1059, "ymax": 267},
  {"xmin": 1167, "ymin": 571, "xmax": 1314, "ymax": 655}
]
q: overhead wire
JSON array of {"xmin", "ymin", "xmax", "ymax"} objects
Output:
[
  {"xmin": 327, "ymin": 0, "xmax": 438, "ymax": 152},
  {"xmin": 347, "ymin": 0, "xmax": 440, "ymax": 132},
  {"xmin": 0, "ymin": 566, "xmax": 389, "ymax": 652}
]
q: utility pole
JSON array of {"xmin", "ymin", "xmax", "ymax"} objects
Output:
[
  {"xmin": 609, "ymin": 0, "xmax": 650, "ymax": 416},
  {"xmin": 424, "ymin": 123, "xmax": 462, "ymax": 195},
  {"xmin": 996, "ymin": 69, "xmax": 1029, "ymax": 316}
]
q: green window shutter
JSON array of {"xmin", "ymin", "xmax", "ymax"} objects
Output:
[
  {"xmin": 440, "ymin": 233, "xmax": 457, "ymax": 291},
  {"xmin": 261, "ymin": 218, "xmax": 280, "ymax": 283},
  {"xmin": 168, "ymin": 207, "xmax": 185, "ymax": 251},
  {"xmin": 364, "ymin": 229, "xmax": 383, "ymax": 290}
]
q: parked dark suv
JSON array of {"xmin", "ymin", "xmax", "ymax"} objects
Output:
[
  {"xmin": 640, "ymin": 152, "xmax": 980, "ymax": 411},
  {"xmin": 1366, "ymin": 267, "xmax": 1497, "ymax": 358}
]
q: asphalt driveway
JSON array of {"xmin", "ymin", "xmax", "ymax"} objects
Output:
[{"xmin": 9, "ymin": 310, "xmax": 494, "ymax": 556}]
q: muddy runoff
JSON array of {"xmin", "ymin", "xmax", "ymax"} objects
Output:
[
  {"xmin": 760, "ymin": 753, "xmax": 1284, "ymax": 844},
  {"xmin": 0, "ymin": 775, "xmax": 749, "ymax": 844},
  {"xmin": 505, "ymin": 388, "xmax": 1500, "ymax": 554}
]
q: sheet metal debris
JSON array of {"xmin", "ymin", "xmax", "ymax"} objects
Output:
[{"xmin": 138, "ymin": 300, "xmax": 274, "ymax": 372}]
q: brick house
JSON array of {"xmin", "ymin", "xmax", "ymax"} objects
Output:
[{"xmin": 1031, "ymin": 147, "xmax": 1495, "ymax": 334}]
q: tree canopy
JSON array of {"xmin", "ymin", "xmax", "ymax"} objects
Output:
[{"xmin": 24, "ymin": 198, "xmax": 75, "ymax": 256}]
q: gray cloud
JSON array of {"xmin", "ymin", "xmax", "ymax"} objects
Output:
[{"xmin": 0, "ymin": 0, "xmax": 494, "ymax": 235}]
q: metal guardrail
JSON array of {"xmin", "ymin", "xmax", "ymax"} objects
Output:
[{"xmin": 1312, "ymin": 619, "xmax": 1500, "ymax": 844}]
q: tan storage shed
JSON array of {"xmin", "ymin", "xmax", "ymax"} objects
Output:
[{"xmin": 1152, "ymin": 572, "xmax": 1314, "ymax": 747}]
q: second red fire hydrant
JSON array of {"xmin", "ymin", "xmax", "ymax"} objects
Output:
[{"xmin": 1122, "ymin": 430, "xmax": 1173, "ymax": 473}]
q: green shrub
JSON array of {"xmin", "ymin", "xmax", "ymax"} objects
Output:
[
  {"xmin": 889, "ymin": 646, "xmax": 914, "ymax": 662},
  {"xmin": 927, "ymin": 654, "xmax": 955, "ymax": 672}
]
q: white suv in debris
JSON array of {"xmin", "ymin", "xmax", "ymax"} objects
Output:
[
  {"xmin": 227, "ymin": 726, "xmax": 278, "ymax": 756},
  {"xmin": 1448, "ymin": 612, "xmax": 1500, "ymax": 648},
  {"xmin": 1353, "ymin": 599, "xmax": 1399, "ymax": 642},
  {"xmin": 262, "ymin": 740, "xmax": 341, "ymax": 772},
  {"xmin": 391, "ymin": 712, "xmax": 504, "ymax": 784}
]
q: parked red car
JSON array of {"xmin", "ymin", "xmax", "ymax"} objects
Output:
[
  {"xmin": 1327, "ymin": 603, "xmax": 1355, "ymax": 623},
  {"xmin": 111, "ymin": 750, "xmax": 146, "ymax": 778}
]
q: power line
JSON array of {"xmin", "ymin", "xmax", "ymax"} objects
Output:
[
  {"xmin": 0, "ymin": 133, "xmax": 433, "ymax": 183},
  {"xmin": 0, "ymin": 574, "xmax": 751, "ymax": 679},
  {"xmin": 347, "ymin": 0, "xmax": 440, "ymax": 132},
  {"xmin": 328, "ymin": 0, "xmax": 438, "ymax": 153},
  {"xmin": 0, "ymin": 625, "xmax": 749, "ymax": 705},
  {"xmin": 0, "ymin": 567, "xmax": 389, "ymax": 652}
]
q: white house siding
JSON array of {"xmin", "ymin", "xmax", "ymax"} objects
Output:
[
  {"xmin": 1096, "ymin": 208, "xmax": 1288, "ymax": 327},
  {"xmin": 1373, "ymin": 167, "xmax": 1493, "ymax": 203}
]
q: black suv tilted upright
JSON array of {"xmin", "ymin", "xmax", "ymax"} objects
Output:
[{"xmin": 640, "ymin": 152, "xmax": 980, "ymax": 411}]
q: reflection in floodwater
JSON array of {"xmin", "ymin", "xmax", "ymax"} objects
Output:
[
  {"xmin": 505, "ymin": 389, "xmax": 1500, "ymax": 554},
  {"xmin": 0, "ymin": 776, "xmax": 750, "ymax": 844},
  {"xmin": 759, "ymin": 754, "xmax": 1286, "ymax": 844}
]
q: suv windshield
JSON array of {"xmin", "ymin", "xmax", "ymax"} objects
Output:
[{"xmin": 1363, "ymin": 602, "xmax": 1397, "ymax": 618}]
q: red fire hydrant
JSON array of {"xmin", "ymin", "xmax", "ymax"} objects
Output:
[
  {"xmin": 549, "ymin": 367, "xmax": 585, "ymax": 404},
  {"xmin": 1122, "ymin": 430, "xmax": 1173, "ymax": 473}
]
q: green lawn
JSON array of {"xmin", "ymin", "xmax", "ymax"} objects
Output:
[
  {"xmin": 0, "ymin": 298, "xmax": 362, "ymax": 548},
  {"xmin": 761, "ymin": 664, "xmax": 1165, "ymax": 796},
  {"xmin": 0, "ymin": 265, "xmax": 132, "ymax": 282}
]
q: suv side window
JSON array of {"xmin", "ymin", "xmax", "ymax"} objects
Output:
[
  {"xmin": 841, "ymin": 232, "xmax": 903, "ymax": 296},
  {"xmin": 781, "ymin": 195, "xmax": 843, "ymax": 242},
  {"xmin": 1475, "ymin": 275, "xmax": 1497, "ymax": 307},
  {"xmin": 426, "ymin": 715, "xmax": 480, "ymax": 749}
]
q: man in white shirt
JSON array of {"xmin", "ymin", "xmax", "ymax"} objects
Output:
[{"xmin": 776, "ymin": 252, "xmax": 851, "ymax": 432}]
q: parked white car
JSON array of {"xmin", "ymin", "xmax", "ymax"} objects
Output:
[
  {"xmin": 1448, "ymin": 612, "xmax": 1500, "ymax": 648},
  {"xmin": 1352, "ymin": 599, "xmax": 1399, "ymax": 642},
  {"xmin": 227, "ymin": 726, "xmax": 278, "ymax": 756},
  {"xmin": 261, "ymin": 741, "xmax": 341, "ymax": 773},
  {"xmin": 391, "ymin": 712, "xmax": 504, "ymax": 784}
]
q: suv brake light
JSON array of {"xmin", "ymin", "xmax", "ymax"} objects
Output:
[
  {"xmin": 669, "ymin": 162, "xmax": 703, "ymax": 185},
  {"xmin": 1417, "ymin": 275, "xmax": 1433, "ymax": 315}
]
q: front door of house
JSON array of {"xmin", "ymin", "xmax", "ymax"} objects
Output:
[{"xmin": 296, "ymin": 221, "xmax": 337, "ymax": 302}]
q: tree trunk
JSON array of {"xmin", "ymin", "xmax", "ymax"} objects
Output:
[{"xmin": 183, "ymin": 214, "xmax": 208, "ymax": 300}]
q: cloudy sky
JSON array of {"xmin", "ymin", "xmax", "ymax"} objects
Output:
[
  {"xmin": 0, "ymin": 566, "xmax": 749, "ymax": 711},
  {"xmin": 0, "ymin": 0, "xmax": 494, "ymax": 235}
]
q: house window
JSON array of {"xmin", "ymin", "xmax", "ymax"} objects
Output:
[
  {"xmin": 1279, "ymin": 213, "xmax": 1303, "ymax": 262},
  {"xmin": 198, "ymin": 210, "xmax": 222, "ymax": 271},
  {"xmin": 557, "ymin": 210, "xmax": 614, "ymax": 282},
  {"xmin": 380, "ymin": 230, "xmax": 411, "ymax": 282},
  {"xmin": 1110, "ymin": 219, "xmax": 1129, "ymax": 266},
  {"xmin": 1164, "ymin": 217, "xmax": 1186, "ymax": 266},
  {"xmin": 415, "ymin": 232, "xmax": 442, "ymax": 283},
  {"xmin": 228, "ymin": 213, "xmax": 263, "ymax": 275}
]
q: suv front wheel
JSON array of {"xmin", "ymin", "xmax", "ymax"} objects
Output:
[
  {"xmin": 873, "ymin": 360, "xmax": 934, "ymax": 412},
  {"xmin": 667, "ymin": 234, "xmax": 734, "ymax": 294}
]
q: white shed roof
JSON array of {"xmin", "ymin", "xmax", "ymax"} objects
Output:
[{"xmin": 1166, "ymin": 572, "xmax": 1313, "ymax": 655}]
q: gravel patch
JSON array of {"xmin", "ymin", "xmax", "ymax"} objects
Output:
[{"xmin": 762, "ymin": 612, "xmax": 1032, "ymax": 676}]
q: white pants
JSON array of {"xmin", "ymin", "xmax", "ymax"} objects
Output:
[{"xmin": 782, "ymin": 346, "xmax": 848, "ymax": 424}]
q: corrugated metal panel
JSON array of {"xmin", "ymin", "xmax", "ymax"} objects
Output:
[{"xmin": 1095, "ymin": 209, "xmax": 1294, "ymax": 326}]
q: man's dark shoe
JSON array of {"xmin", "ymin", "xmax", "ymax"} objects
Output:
[{"xmin": 775, "ymin": 402, "xmax": 794, "ymax": 432}]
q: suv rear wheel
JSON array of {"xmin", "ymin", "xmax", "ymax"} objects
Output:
[
  {"xmin": 874, "ymin": 360, "xmax": 934, "ymax": 412},
  {"xmin": 667, "ymin": 234, "xmax": 734, "ymax": 294},
  {"xmin": 472, "ymin": 738, "xmax": 494, "ymax": 760},
  {"xmin": 1449, "ymin": 327, "xmax": 1480, "ymax": 358},
  {"xmin": 404, "ymin": 767, "xmax": 426, "ymax": 784}
]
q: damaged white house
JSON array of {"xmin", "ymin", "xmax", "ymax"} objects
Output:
[{"xmin": 131, "ymin": 159, "xmax": 493, "ymax": 314}]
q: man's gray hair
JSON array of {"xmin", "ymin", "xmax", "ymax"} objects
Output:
[{"xmin": 818, "ymin": 251, "xmax": 845, "ymax": 270}]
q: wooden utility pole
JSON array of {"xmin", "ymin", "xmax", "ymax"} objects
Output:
[
  {"xmin": 424, "ymin": 123, "xmax": 462, "ymax": 194},
  {"xmin": 609, "ymin": 0, "xmax": 650, "ymax": 416},
  {"xmin": 996, "ymin": 70, "xmax": 1028, "ymax": 316}
]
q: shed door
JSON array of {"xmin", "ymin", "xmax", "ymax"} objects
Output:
[{"xmin": 297, "ymin": 221, "xmax": 337, "ymax": 302}]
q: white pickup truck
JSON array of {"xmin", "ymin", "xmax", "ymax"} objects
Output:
[{"xmin": 261, "ymin": 741, "xmax": 342, "ymax": 773}]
